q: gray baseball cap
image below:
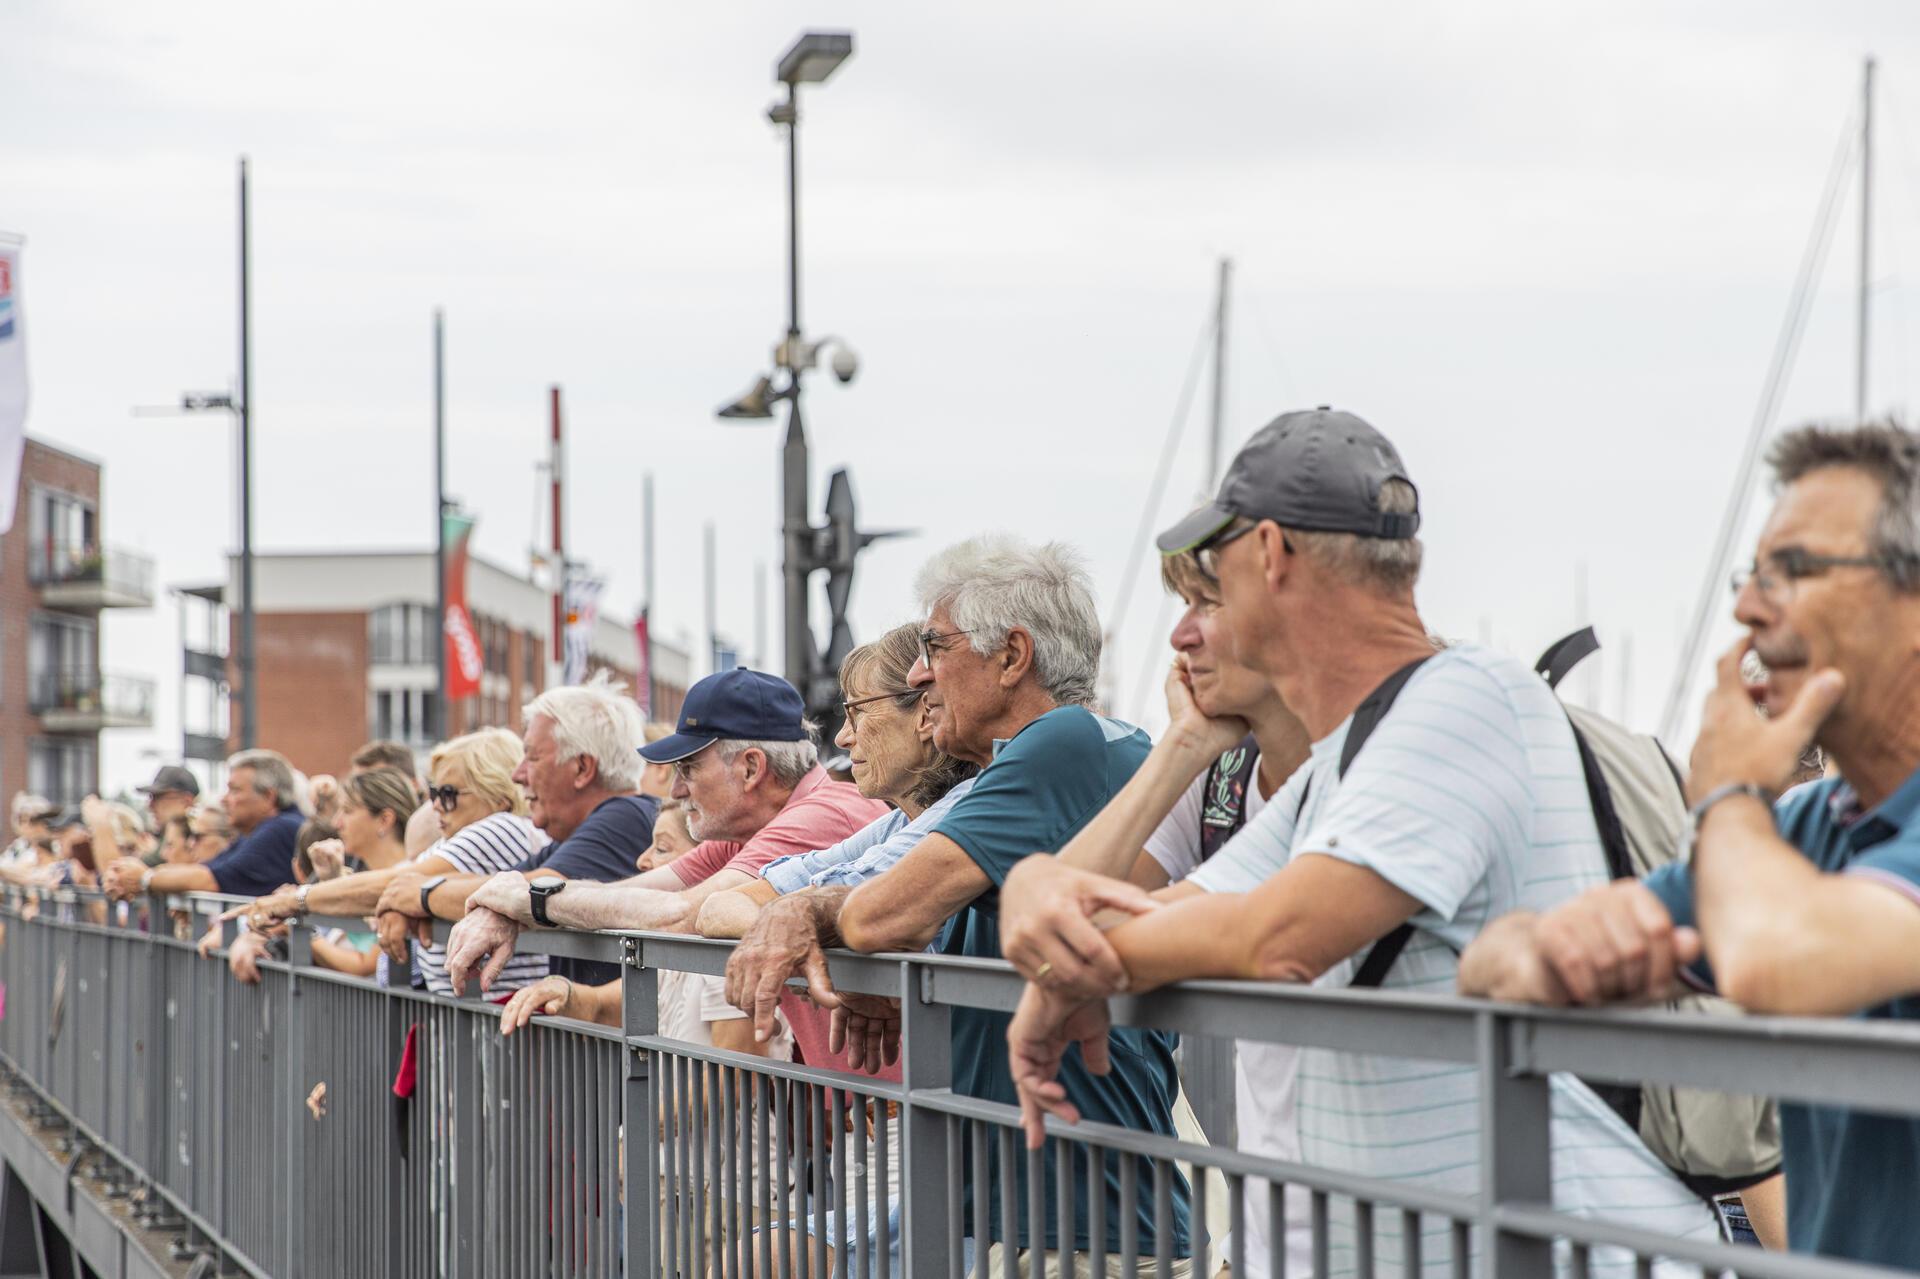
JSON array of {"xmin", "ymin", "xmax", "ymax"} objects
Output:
[
  {"xmin": 1156, "ymin": 406, "xmax": 1420, "ymax": 553},
  {"xmin": 138, "ymin": 765, "xmax": 201, "ymax": 798}
]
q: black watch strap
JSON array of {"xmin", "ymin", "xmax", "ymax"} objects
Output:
[
  {"xmin": 419, "ymin": 875, "xmax": 448, "ymax": 918},
  {"xmin": 529, "ymin": 878, "xmax": 564, "ymax": 928}
]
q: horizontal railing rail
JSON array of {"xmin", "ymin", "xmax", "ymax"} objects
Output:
[{"xmin": 0, "ymin": 885, "xmax": 1911, "ymax": 1279}]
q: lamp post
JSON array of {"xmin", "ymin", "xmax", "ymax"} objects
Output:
[{"xmin": 717, "ymin": 31, "xmax": 860, "ymax": 719}]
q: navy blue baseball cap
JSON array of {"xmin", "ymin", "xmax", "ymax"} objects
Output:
[{"xmin": 639, "ymin": 667, "xmax": 808, "ymax": 763}]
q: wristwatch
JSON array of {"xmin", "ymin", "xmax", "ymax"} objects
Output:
[
  {"xmin": 419, "ymin": 874, "xmax": 449, "ymax": 917},
  {"xmin": 293, "ymin": 883, "xmax": 311, "ymax": 916},
  {"xmin": 1688, "ymin": 781, "xmax": 1774, "ymax": 836},
  {"xmin": 528, "ymin": 876, "xmax": 567, "ymax": 927}
]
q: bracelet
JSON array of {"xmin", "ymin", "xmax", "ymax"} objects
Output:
[
  {"xmin": 139, "ymin": 869, "xmax": 155, "ymax": 894},
  {"xmin": 557, "ymin": 976, "xmax": 575, "ymax": 1008},
  {"xmin": 1688, "ymin": 781, "xmax": 1774, "ymax": 834}
]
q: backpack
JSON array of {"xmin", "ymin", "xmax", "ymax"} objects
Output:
[
  {"xmin": 1334, "ymin": 629, "xmax": 1781, "ymax": 1198},
  {"xmin": 1197, "ymin": 734, "xmax": 1261, "ymax": 862}
]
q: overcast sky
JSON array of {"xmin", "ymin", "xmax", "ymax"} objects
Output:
[{"xmin": 4, "ymin": 0, "xmax": 1919, "ymax": 789}]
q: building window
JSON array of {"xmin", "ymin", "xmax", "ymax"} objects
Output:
[
  {"xmin": 370, "ymin": 603, "xmax": 435, "ymax": 666},
  {"xmin": 28, "ymin": 613, "xmax": 96, "ymax": 710},
  {"xmin": 25, "ymin": 486, "xmax": 97, "ymax": 582},
  {"xmin": 28, "ymin": 738, "xmax": 96, "ymax": 806},
  {"xmin": 372, "ymin": 687, "xmax": 440, "ymax": 747}
]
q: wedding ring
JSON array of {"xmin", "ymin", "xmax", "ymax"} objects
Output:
[{"xmin": 1035, "ymin": 961, "xmax": 1054, "ymax": 981}]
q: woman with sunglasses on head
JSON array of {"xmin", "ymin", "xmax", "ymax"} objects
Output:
[{"xmin": 245, "ymin": 730, "xmax": 550, "ymax": 996}]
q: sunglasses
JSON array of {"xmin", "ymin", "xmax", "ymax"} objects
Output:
[{"xmin": 426, "ymin": 784, "xmax": 465, "ymax": 812}]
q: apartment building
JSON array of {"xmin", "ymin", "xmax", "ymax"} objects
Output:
[{"xmin": 0, "ymin": 438, "xmax": 155, "ymax": 805}]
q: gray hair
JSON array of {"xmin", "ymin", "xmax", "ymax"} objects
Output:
[
  {"xmin": 227, "ymin": 749, "xmax": 299, "ymax": 809},
  {"xmin": 913, "ymin": 534, "xmax": 1102, "ymax": 707},
  {"xmin": 523, "ymin": 672, "xmax": 648, "ymax": 792},
  {"xmin": 1288, "ymin": 478, "xmax": 1424, "ymax": 594},
  {"xmin": 1769, "ymin": 420, "xmax": 1920, "ymax": 592},
  {"xmin": 717, "ymin": 724, "xmax": 820, "ymax": 789}
]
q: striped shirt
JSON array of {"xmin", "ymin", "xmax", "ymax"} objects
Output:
[
  {"xmin": 413, "ymin": 811, "xmax": 550, "ymax": 997},
  {"xmin": 1189, "ymin": 644, "xmax": 1717, "ymax": 1277}
]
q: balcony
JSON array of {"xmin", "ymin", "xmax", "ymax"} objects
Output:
[
  {"xmin": 30, "ymin": 544, "xmax": 156, "ymax": 609},
  {"xmin": 30, "ymin": 670, "xmax": 156, "ymax": 731}
]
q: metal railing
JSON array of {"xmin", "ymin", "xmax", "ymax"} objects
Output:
[
  {"xmin": 28, "ymin": 542, "xmax": 157, "ymax": 598},
  {"xmin": 0, "ymin": 888, "xmax": 1916, "ymax": 1279},
  {"xmin": 27, "ymin": 668, "xmax": 157, "ymax": 721}
]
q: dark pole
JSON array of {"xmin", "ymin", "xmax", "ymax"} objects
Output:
[
  {"xmin": 433, "ymin": 309, "xmax": 447, "ymax": 738},
  {"xmin": 781, "ymin": 79, "xmax": 815, "ymax": 702},
  {"xmin": 237, "ymin": 155, "xmax": 257, "ymax": 750}
]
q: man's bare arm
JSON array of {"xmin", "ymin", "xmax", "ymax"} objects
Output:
[
  {"xmin": 1694, "ymin": 798, "xmax": 1920, "ymax": 1013},
  {"xmin": 1101, "ymin": 853, "xmax": 1424, "ymax": 991},
  {"xmin": 839, "ymin": 834, "xmax": 991, "ymax": 953},
  {"xmin": 697, "ymin": 880, "xmax": 779, "ymax": 939}
]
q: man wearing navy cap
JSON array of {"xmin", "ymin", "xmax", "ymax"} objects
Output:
[{"xmin": 444, "ymin": 667, "xmax": 882, "ymax": 1000}]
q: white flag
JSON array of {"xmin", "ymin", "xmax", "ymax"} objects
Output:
[
  {"xmin": 563, "ymin": 574, "xmax": 606, "ymax": 686},
  {"xmin": 0, "ymin": 239, "xmax": 26, "ymax": 535}
]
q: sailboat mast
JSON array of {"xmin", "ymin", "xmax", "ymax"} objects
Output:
[
  {"xmin": 1857, "ymin": 56, "xmax": 1875, "ymax": 423},
  {"xmin": 1206, "ymin": 257, "xmax": 1232, "ymax": 489}
]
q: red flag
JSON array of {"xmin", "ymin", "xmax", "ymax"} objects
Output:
[{"xmin": 444, "ymin": 512, "xmax": 483, "ymax": 700}]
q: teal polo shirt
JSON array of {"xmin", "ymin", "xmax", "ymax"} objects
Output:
[
  {"xmin": 1644, "ymin": 768, "xmax": 1920, "ymax": 1269},
  {"xmin": 931, "ymin": 704, "xmax": 1190, "ymax": 1256}
]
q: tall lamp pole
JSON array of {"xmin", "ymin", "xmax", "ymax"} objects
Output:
[
  {"xmin": 236, "ymin": 156, "xmax": 256, "ymax": 749},
  {"xmin": 433, "ymin": 309, "xmax": 447, "ymax": 738},
  {"xmin": 717, "ymin": 32, "xmax": 859, "ymax": 719}
]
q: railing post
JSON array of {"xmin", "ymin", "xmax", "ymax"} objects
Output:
[
  {"xmin": 283, "ymin": 923, "xmax": 310, "ymax": 1279},
  {"xmin": 1476, "ymin": 1008, "xmax": 1552, "ymax": 1278},
  {"xmin": 623, "ymin": 936, "xmax": 659, "ymax": 1279},
  {"xmin": 901, "ymin": 956, "xmax": 952, "ymax": 1277}
]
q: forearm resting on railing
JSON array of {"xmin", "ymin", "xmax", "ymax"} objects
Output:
[
  {"xmin": 544, "ymin": 881, "xmax": 696, "ymax": 932},
  {"xmin": 696, "ymin": 880, "xmax": 778, "ymax": 939}
]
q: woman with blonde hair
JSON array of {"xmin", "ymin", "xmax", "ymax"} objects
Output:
[{"xmin": 246, "ymin": 728, "xmax": 550, "ymax": 995}]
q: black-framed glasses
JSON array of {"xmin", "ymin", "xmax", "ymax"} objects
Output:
[
  {"xmin": 426, "ymin": 784, "xmax": 465, "ymax": 812},
  {"xmin": 1730, "ymin": 547, "xmax": 1913, "ymax": 601},
  {"xmin": 916, "ymin": 629, "xmax": 974, "ymax": 669},
  {"xmin": 842, "ymin": 686, "xmax": 926, "ymax": 731}
]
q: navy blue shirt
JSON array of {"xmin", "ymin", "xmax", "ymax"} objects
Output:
[
  {"xmin": 204, "ymin": 808, "xmax": 303, "ymax": 897},
  {"xmin": 514, "ymin": 794, "xmax": 659, "ymax": 984},
  {"xmin": 1645, "ymin": 769, "xmax": 1920, "ymax": 1270},
  {"xmin": 931, "ymin": 705, "xmax": 1190, "ymax": 1255}
]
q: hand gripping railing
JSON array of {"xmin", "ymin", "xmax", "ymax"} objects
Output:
[{"xmin": 0, "ymin": 887, "xmax": 1917, "ymax": 1279}]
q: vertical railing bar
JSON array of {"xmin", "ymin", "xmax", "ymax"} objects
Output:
[
  {"xmin": 759, "ymin": 1074, "xmax": 777, "ymax": 1279},
  {"xmin": 776, "ymin": 1076, "xmax": 794, "ymax": 1279},
  {"xmin": 1054, "ymin": 1136, "xmax": 1075, "ymax": 1272},
  {"xmin": 1152, "ymin": 1156, "xmax": 1174, "ymax": 1279},
  {"xmin": 947, "ymin": 1117, "xmax": 965, "ymax": 1279},
  {"xmin": 1087, "ymin": 1145, "xmax": 1107, "ymax": 1279},
  {"xmin": 970, "ymin": 1121, "xmax": 989, "ymax": 1279},
  {"xmin": 1025, "ymin": 1139, "xmax": 1046, "ymax": 1278},
  {"xmin": 854, "ymin": 1091, "xmax": 871, "ymax": 1279},
  {"xmin": 812, "ymin": 1082, "xmax": 829, "ymax": 1279},
  {"xmin": 832, "ymin": 1088, "xmax": 848, "ymax": 1279},
  {"xmin": 997, "ymin": 1126, "xmax": 1019, "ymax": 1279}
]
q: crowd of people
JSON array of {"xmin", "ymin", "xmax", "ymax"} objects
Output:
[{"xmin": 9, "ymin": 406, "xmax": 1918, "ymax": 1273}]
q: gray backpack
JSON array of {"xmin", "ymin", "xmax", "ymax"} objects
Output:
[{"xmin": 1351, "ymin": 629, "xmax": 1781, "ymax": 1197}]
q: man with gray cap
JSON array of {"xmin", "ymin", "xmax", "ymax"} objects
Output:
[
  {"xmin": 137, "ymin": 765, "xmax": 201, "ymax": 830},
  {"xmin": 999, "ymin": 408, "xmax": 1718, "ymax": 1272}
]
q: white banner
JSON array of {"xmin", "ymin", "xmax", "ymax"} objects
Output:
[
  {"xmin": 0, "ymin": 239, "xmax": 26, "ymax": 536},
  {"xmin": 562, "ymin": 574, "xmax": 606, "ymax": 686}
]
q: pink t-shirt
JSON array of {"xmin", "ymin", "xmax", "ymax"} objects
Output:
[
  {"xmin": 668, "ymin": 767, "xmax": 888, "ymax": 886},
  {"xmin": 667, "ymin": 767, "xmax": 897, "ymax": 1082}
]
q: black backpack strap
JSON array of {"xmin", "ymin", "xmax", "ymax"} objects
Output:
[
  {"xmin": 1197, "ymin": 734, "xmax": 1261, "ymax": 863},
  {"xmin": 1566, "ymin": 718, "xmax": 1635, "ymax": 882},
  {"xmin": 1535, "ymin": 626, "xmax": 1600, "ymax": 691},
  {"xmin": 1333, "ymin": 655, "xmax": 1433, "ymax": 989}
]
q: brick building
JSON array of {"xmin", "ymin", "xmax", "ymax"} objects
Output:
[
  {"xmin": 184, "ymin": 550, "xmax": 688, "ymax": 781},
  {"xmin": 0, "ymin": 437, "xmax": 155, "ymax": 805}
]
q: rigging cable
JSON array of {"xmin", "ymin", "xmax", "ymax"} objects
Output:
[{"xmin": 1659, "ymin": 107, "xmax": 1861, "ymax": 743}]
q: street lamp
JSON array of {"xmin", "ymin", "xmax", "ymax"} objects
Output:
[
  {"xmin": 716, "ymin": 30, "xmax": 862, "ymax": 720},
  {"xmin": 135, "ymin": 385, "xmax": 255, "ymax": 750}
]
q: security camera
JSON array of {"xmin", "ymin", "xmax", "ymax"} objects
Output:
[{"xmin": 829, "ymin": 344, "xmax": 859, "ymax": 384}]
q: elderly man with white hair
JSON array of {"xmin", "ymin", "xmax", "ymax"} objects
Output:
[
  {"xmin": 373, "ymin": 676, "xmax": 660, "ymax": 988},
  {"xmin": 721, "ymin": 533, "xmax": 1193, "ymax": 1275}
]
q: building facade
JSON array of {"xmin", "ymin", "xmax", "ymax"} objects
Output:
[
  {"xmin": 0, "ymin": 438, "xmax": 155, "ymax": 806},
  {"xmin": 187, "ymin": 551, "xmax": 688, "ymax": 781}
]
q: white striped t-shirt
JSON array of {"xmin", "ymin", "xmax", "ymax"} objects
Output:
[
  {"xmin": 413, "ymin": 811, "xmax": 551, "ymax": 997},
  {"xmin": 1188, "ymin": 644, "xmax": 1718, "ymax": 1278}
]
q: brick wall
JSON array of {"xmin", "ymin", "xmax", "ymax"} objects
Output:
[
  {"xmin": 233, "ymin": 611, "xmax": 368, "ymax": 779},
  {"xmin": 0, "ymin": 441, "xmax": 103, "ymax": 801}
]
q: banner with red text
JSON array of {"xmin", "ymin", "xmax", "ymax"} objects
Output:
[{"xmin": 443, "ymin": 511, "xmax": 483, "ymax": 700}]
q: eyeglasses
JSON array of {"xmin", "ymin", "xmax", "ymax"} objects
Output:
[
  {"xmin": 671, "ymin": 741, "xmax": 717, "ymax": 783},
  {"xmin": 842, "ymin": 687, "xmax": 925, "ymax": 731},
  {"xmin": 425, "ymin": 784, "xmax": 465, "ymax": 812},
  {"xmin": 1194, "ymin": 521, "xmax": 1261, "ymax": 580},
  {"xmin": 1729, "ymin": 547, "xmax": 1912, "ymax": 602},
  {"xmin": 916, "ymin": 629, "xmax": 974, "ymax": 669}
]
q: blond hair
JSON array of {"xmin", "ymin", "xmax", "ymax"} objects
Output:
[{"xmin": 429, "ymin": 728, "xmax": 529, "ymax": 817}]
